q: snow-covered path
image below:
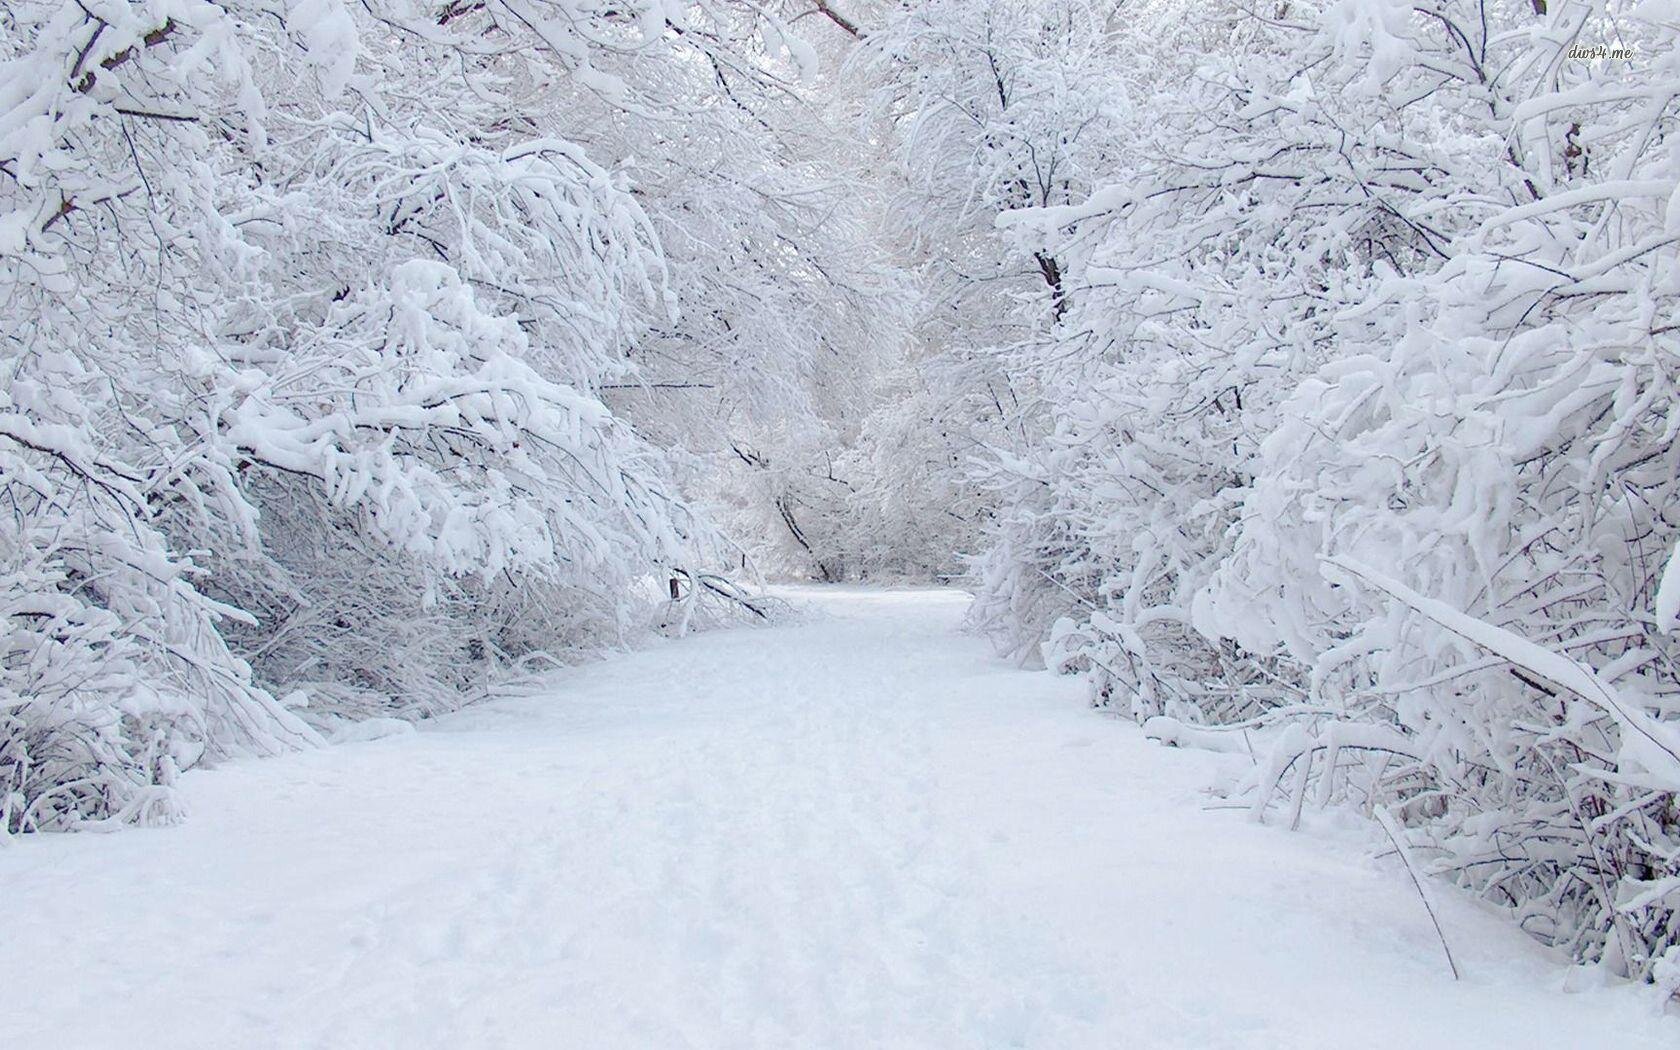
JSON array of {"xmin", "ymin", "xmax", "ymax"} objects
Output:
[{"xmin": 3, "ymin": 587, "xmax": 1670, "ymax": 1048}]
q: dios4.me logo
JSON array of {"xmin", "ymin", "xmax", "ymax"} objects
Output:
[{"xmin": 1567, "ymin": 43, "xmax": 1636, "ymax": 60}]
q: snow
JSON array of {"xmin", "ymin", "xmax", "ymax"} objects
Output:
[
  {"xmin": 1657, "ymin": 540, "xmax": 1680, "ymax": 634},
  {"xmin": 1329, "ymin": 555, "xmax": 1680, "ymax": 786},
  {"xmin": 0, "ymin": 586, "xmax": 1670, "ymax": 1048}
]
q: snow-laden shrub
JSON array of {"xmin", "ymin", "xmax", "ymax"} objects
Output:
[
  {"xmin": 0, "ymin": 0, "xmax": 762, "ymax": 830},
  {"xmin": 1191, "ymin": 0, "xmax": 1680, "ymax": 979},
  {"xmin": 1200, "ymin": 202, "xmax": 1680, "ymax": 978},
  {"xmin": 191, "ymin": 260, "xmax": 698, "ymax": 728},
  {"xmin": 0, "ymin": 349, "xmax": 319, "ymax": 832},
  {"xmin": 967, "ymin": 0, "xmax": 1452, "ymax": 707},
  {"xmin": 955, "ymin": 0, "xmax": 1680, "ymax": 978}
]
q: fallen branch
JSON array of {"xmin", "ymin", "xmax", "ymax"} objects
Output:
[{"xmin": 1374, "ymin": 806, "xmax": 1462, "ymax": 981}]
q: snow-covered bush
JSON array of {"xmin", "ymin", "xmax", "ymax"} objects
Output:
[
  {"xmin": 964, "ymin": 0, "xmax": 1376, "ymax": 706},
  {"xmin": 928, "ymin": 0, "xmax": 1680, "ymax": 979},
  {"xmin": 1192, "ymin": 0, "xmax": 1680, "ymax": 979},
  {"xmin": 0, "ymin": 0, "xmax": 805, "ymax": 830}
]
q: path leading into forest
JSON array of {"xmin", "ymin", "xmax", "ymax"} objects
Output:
[{"xmin": 2, "ymin": 587, "xmax": 1671, "ymax": 1048}]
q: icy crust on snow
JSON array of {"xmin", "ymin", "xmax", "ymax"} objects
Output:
[{"xmin": 1, "ymin": 588, "xmax": 1672, "ymax": 1049}]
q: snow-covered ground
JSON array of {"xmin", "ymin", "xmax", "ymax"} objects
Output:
[{"xmin": 2, "ymin": 587, "xmax": 1671, "ymax": 1048}]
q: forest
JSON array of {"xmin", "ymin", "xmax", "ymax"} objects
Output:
[{"xmin": 5, "ymin": 0, "xmax": 1680, "ymax": 1018}]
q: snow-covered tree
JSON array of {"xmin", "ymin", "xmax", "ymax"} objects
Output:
[
  {"xmin": 818, "ymin": 0, "xmax": 1133, "ymax": 583},
  {"xmin": 942, "ymin": 0, "xmax": 1680, "ymax": 978},
  {"xmin": 0, "ymin": 0, "xmax": 834, "ymax": 829},
  {"xmin": 1195, "ymin": 0, "xmax": 1680, "ymax": 977}
]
